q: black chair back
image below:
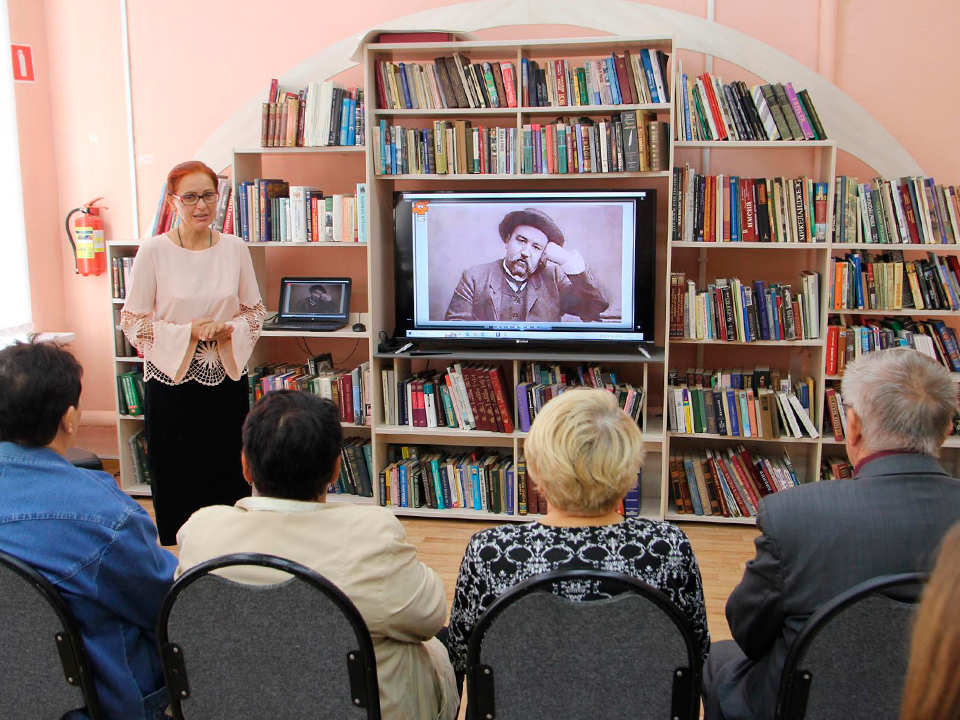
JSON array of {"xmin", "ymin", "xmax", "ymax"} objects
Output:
[
  {"xmin": 0, "ymin": 549, "xmax": 102, "ymax": 719},
  {"xmin": 466, "ymin": 568, "xmax": 701, "ymax": 720},
  {"xmin": 776, "ymin": 572, "xmax": 926, "ymax": 720},
  {"xmin": 158, "ymin": 552, "xmax": 380, "ymax": 720}
]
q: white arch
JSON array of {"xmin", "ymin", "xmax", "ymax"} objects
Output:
[{"xmin": 195, "ymin": 0, "xmax": 922, "ymax": 178}]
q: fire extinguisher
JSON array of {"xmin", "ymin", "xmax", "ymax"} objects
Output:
[{"xmin": 66, "ymin": 198, "xmax": 107, "ymax": 276}]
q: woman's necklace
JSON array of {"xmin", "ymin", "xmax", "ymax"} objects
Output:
[{"xmin": 176, "ymin": 226, "xmax": 212, "ymax": 249}]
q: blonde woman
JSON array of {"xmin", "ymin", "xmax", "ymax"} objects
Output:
[
  {"xmin": 900, "ymin": 522, "xmax": 960, "ymax": 720},
  {"xmin": 445, "ymin": 387, "xmax": 710, "ymax": 676}
]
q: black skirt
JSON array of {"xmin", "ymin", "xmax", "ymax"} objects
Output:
[{"xmin": 144, "ymin": 375, "xmax": 251, "ymax": 545}]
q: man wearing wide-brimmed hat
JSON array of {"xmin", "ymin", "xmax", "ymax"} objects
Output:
[{"xmin": 444, "ymin": 207, "xmax": 608, "ymax": 323}]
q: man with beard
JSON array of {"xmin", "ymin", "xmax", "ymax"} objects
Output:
[
  {"xmin": 293, "ymin": 284, "xmax": 339, "ymax": 314},
  {"xmin": 444, "ymin": 208, "xmax": 608, "ymax": 323}
]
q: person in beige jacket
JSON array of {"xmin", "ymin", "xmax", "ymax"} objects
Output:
[{"xmin": 175, "ymin": 390, "xmax": 459, "ymax": 720}]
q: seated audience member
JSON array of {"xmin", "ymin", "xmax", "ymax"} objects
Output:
[
  {"xmin": 175, "ymin": 390, "xmax": 459, "ymax": 720},
  {"xmin": 900, "ymin": 522, "xmax": 960, "ymax": 720},
  {"xmin": 446, "ymin": 387, "xmax": 710, "ymax": 677},
  {"xmin": 0, "ymin": 340, "xmax": 177, "ymax": 720},
  {"xmin": 703, "ymin": 348, "xmax": 960, "ymax": 720}
]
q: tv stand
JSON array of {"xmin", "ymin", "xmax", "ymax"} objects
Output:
[{"xmin": 375, "ymin": 344, "xmax": 664, "ymax": 364}]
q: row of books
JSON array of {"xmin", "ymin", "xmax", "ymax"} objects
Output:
[
  {"xmin": 260, "ymin": 79, "xmax": 365, "ymax": 147},
  {"xmin": 111, "ymin": 257, "xmax": 134, "ymax": 299},
  {"xmin": 823, "ymin": 385, "xmax": 849, "ymax": 442},
  {"xmin": 380, "ymin": 446, "xmax": 517, "ymax": 512},
  {"xmin": 373, "ymin": 121, "xmax": 518, "ymax": 176},
  {"xmin": 381, "ymin": 364, "xmax": 514, "ymax": 433},
  {"xmin": 128, "ymin": 429, "xmax": 150, "ymax": 486},
  {"xmin": 150, "ymin": 176, "xmax": 233, "ymax": 237},
  {"xmin": 519, "ymin": 50, "xmax": 671, "ymax": 108},
  {"xmin": 116, "ymin": 371, "xmax": 145, "ymax": 417},
  {"xmin": 828, "ymin": 251, "xmax": 960, "ymax": 311},
  {"xmin": 374, "ymin": 56, "xmax": 518, "ymax": 110},
  {"xmin": 669, "ymin": 446, "xmax": 800, "ymax": 518},
  {"xmin": 674, "ymin": 65, "xmax": 826, "ymax": 142},
  {"xmin": 832, "ymin": 176, "xmax": 960, "ymax": 245},
  {"xmin": 825, "ymin": 319, "xmax": 960, "ymax": 376},
  {"xmin": 671, "ymin": 167, "xmax": 828, "ymax": 243},
  {"xmin": 249, "ymin": 357, "xmax": 372, "ymax": 426},
  {"xmin": 520, "ymin": 114, "xmax": 668, "ymax": 175},
  {"xmin": 113, "ymin": 312, "xmax": 137, "ymax": 358},
  {"xmin": 668, "ymin": 369, "xmax": 819, "ymax": 440},
  {"xmin": 378, "ymin": 445, "xmax": 643, "ymax": 517},
  {"xmin": 234, "ymin": 181, "xmax": 367, "ymax": 243},
  {"xmin": 330, "ymin": 438, "xmax": 374, "ymax": 498},
  {"xmin": 821, "ymin": 455, "xmax": 853, "ymax": 481},
  {"xmin": 669, "ymin": 273, "xmax": 821, "ymax": 342},
  {"xmin": 516, "ymin": 362, "xmax": 644, "ymax": 432}
]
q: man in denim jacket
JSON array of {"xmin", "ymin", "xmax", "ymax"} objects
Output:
[{"xmin": 0, "ymin": 340, "xmax": 177, "ymax": 720}]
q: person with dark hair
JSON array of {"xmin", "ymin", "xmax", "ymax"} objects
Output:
[
  {"xmin": 120, "ymin": 160, "xmax": 266, "ymax": 545},
  {"xmin": 444, "ymin": 206, "xmax": 609, "ymax": 322},
  {"xmin": 176, "ymin": 390, "xmax": 459, "ymax": 720},
  {"xmin": 0, "ymin": 340, "xmax": 177, "ymax": 720},
  {"xmin": 292, "ymin": 283, "xmax": 339, "ymax": 314}
]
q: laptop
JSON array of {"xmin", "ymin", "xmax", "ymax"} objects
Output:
[{"xmin": 265, "ymin": 277, "xmax": 352, "ymax": 332}]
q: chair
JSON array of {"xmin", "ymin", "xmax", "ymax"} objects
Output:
[
  {"xmin": 0, "ymin": 549, "xmax": 102, "ymax": 720},
  {"xmin": 465, "ymin": 568, "xmax": 702, "ymax": 720},
  {"xmin": 158, "ymin": 553, "xmax": 381, "ymax": 720},
  {"xmin": 775, "ymin": 572, "xmax": 927, "ymax": 720}
]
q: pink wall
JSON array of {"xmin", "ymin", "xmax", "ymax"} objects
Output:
[
  {"xmin": 10, "ymin": 0, "xmax": 960, "ymax": 413},
  {"xmin": 8, "ymin": 0, "xmax": 63, "ymax": 331}
]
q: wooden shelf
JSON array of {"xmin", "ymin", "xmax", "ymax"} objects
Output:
[
  {"xmin": 375, "ymin": 171, "xmax": 671, "ymax": 181},
  {"xmin": 668, "ymin": 432, "xmax": 820, "ymax": 444},
  {"xmin": 260, "ymin": 328, "xmax": 371, "ymax": 339},
  {"xmin": 520, "ymin": 103, "xmax": 670, "ymax": 114},
  {"xmin": 326, "ymin": 494, "xmax": 375, "ymax": 505},
  {"xmin": 829, "ymin": 308, "xmax": 958, "ymax": 317},
  {"xmin": 115, "ymin": 356, "xmax": 144, "ymax": 363},
  {"xmin": 671, "ymin": 339, "xmax": 824, "ymax": 347},
  {"xmin": 377, "ymin": 347, "xmax": 664, "ymax": 363},
  {"xmin": 674, "ymin": 140, "xmax": 835, "ymax": 149},
  {"xmin": 830, "ymin": 243, "xmax": 960, "ymax": 252},
  {"xmin": 245, "ymin": 241, "xmax": 367, "ymax": 248},
  {"xmin": 112, "ymin": 298, "xmax": 126, "ymax": 304},
  {"xmin": 671, "ymin": 241, "xmax": 827, "ymax": 250},
  {"xmin": 665, "ymin": 511, "xmax": 757, "ymax": 525},
  {"xmin": 122, "ymin": 483, "xmax": 152, "ymax": 497},
  {"xmin": 377, "ymin": 425, "xmax": 515, "ymax": 440},
  {"xmin": 234, "ymin": 146, "xmax": 365, "ymax": 155},
  {"xmin": 374, "ymin": 107, "xmax": 517, "ymax": 117},
  {"xmin": 120, "ymin": 415, "xmax": 144, "ymax": 421}
]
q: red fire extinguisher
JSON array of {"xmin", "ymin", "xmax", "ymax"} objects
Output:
[{"xmin": 66, "ymin": 198, "xmax": 107, "ymax": 276}]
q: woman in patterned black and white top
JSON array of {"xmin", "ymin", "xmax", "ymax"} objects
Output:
[{"xmin": 446, "ymin": 387, "xmax": 710, "ymax": 676}]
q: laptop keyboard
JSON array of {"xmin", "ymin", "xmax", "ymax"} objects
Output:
[{"xmin": 265, "ymin": 321, "xmax": 346, "ymax": 332}]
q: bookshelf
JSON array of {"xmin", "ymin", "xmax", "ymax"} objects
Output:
[{"xmin": 110, "ymin": 33, "xmax": 960, "ymax": 520}]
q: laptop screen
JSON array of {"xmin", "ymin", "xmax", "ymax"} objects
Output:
[{"xmin": 279, "ymin": 278, "xmax": 351, "ymax": 320}]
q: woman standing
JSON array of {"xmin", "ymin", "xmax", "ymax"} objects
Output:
[{"xmin": 122, "ymin": 161, "xmax": 265, "ymax": 545}]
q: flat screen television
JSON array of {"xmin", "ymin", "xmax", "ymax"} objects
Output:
[{"xmin": 393, "ymin": 190, "xmax": 656, "ymax": 345}]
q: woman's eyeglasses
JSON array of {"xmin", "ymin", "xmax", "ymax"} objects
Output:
[{"xmin": 172, "ymin": 191, "xmax": 219, "ymax": 207}]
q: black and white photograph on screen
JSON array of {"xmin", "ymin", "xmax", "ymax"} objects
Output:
[
  {"xmin": 288, "ymin": 283, "xmax": 343, "ymax": 315},
  {"xmin": 425, "ymin": 202, "xmax": 624, "ymax": 324}
]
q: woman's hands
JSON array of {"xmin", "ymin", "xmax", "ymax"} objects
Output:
[{"xmin": 191, "ymin": 318, "xmax": 234, "ymax": 342}]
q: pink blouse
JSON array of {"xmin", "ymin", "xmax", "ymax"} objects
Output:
[{"xmin": 120, "ymin": 233, "xmax": 266, "ymax": 386}]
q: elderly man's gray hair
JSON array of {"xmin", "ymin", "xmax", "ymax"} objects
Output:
[{"xmin": 841, "ymin": 348, "xmax": 958, "ymax": 458}]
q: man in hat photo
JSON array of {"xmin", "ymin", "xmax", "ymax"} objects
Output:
[
  {"xmin": 444, "ymin": 207, "xmax": 609, "ymax": 323},
  {"xmin": 292, "ymin": 284, "xmax": 339, "ymax": 314}
]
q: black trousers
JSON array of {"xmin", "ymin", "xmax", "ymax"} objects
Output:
[{"xmin": 144, "ymin": 375, "xmax": 251, "ymax": 545}]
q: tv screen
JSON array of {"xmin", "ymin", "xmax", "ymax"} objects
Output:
[{"xmin": 394, "ymin": 190, "xmax": 656, "ymax": 344}]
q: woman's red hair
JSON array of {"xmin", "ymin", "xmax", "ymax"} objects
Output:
[{"xmin": 166, "ymin": 161, "xmax": 218, "ymax": 195}]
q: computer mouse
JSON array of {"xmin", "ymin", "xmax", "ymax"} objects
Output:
[{"xmin": 352, "ymin": 322, "xmax": 366, "ymax": 333}]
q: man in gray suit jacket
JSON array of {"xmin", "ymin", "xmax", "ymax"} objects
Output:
[
  {"xmin": 703, "ymin": 347, "xmax": 960, "ymax": 720},
  {"xmin": 444, "ymin": 207, "xmax": 608, "ymax": 323}
]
